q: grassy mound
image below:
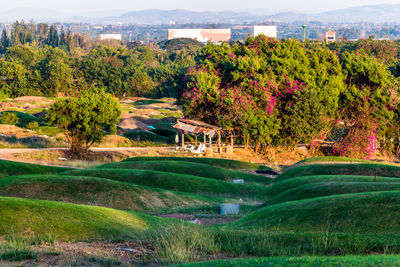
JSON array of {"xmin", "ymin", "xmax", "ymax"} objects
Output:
[
  {"xmin": 0, "ymin": 197, "xmax": 171, "ymax": 241},
  {"xmin": 62, "ymin": 169, "xmax": 269, "ymax": 199},
  {"xmin": 123, "ymin": 157, "xmax": 271, "ymax": 171},
  {"xmin": 267, "ymin": 175, "xmax": 400, "ymax": 197},
  {"xmin": 0, "ymin": 159, "xmax": 68, "ymax": 176},
  {"xmin": 230, "ymin": 191, "xmax": 400, "ymax": 233},
  {"xmin": 98, "ymin": 161, "xmax": 271, "ymax": 185},
  {"xmin": 151, "ymin": 128, "xmax": 177, "ymax": 138},
  {"xmin": 0, "ymin": 175, "xmax": 227, "ymax": 212},
  {"xmin": 294, "ymin": 156, "xmax": 374, "ymax": 165},
  {"xmin": 276, "ymin": 163, "xmax": 400, "ymax": 182},
  {"xmin": 263, "ymin": 182, "xmax": 400, "ymax": 206},
  {"xmin": 178, "ymin": 255, "xmax": 400, "ymax": 267},
  {"xmin": 3, "ymin": 111, "xmax": 42, "ymax": 127},
  {"xmin": 123, "ymin": 131, "xmax": 168, "ymax": 143}
]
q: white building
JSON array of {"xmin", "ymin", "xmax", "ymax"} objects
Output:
[
  {"xmin": 167, "ymin": 29, "xmax": 231, "ymax": 44},
  {"xmin": 326, "ymin": 30, "xmax": 336, "ymax": 43},
  {"xmin": 99, "ymin": 34, "xmax": 122, "ymax": 41},
  {"xmin": 253, "ymin": 25, "xmax": 277, "ymax": 38}
]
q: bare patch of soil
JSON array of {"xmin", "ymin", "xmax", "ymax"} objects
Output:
[
  {"xmin": 1, "ymin": 240, "xmax": 156, "ymax": 266},
  {"xmin": 118, "ymin": 117, "xmax": 149, "ymax": 131}
]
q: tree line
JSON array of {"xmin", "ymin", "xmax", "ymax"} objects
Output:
[
  {"xmin": 0, "ymin": 21, "xmax": 203, "ymax": 99},
  {"xmin": 3, "ymin": 20, "xmax": 400, "ymax": 158},
  {"xmin": 182, "ymin": 36, "xmax": 400, "ymax": 159}
]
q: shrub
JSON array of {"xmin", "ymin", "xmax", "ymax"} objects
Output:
[
  {"xmin": 26, "ymin": 121, "xmax": 39, "ymax": 130},
  {"xmin": 0, "ymin": 112, "xmax": 19, "ymax": 125},
  {"xmin": 45, "ymin": 88, "xmax": 121, "ymax": 155}
]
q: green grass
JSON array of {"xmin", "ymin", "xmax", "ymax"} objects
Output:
[
  {"xmin": 0, "ymin": 248, "xmax": 38, "ymax": 261},
  {"xmin": 176, "ymin": 255, "xmax": 400, "ymax": 267},
  {"xmin": 123, "ymin": 131, "xmax": 169, "ymax": 143},
  {"xmin": 230, "ymin": 191, "xmax": 400, "ymax": 234},
  {"xmin": 0, "ymin": 197, "xmax": 172, "ymax": 241},
  {"xmin": 134, "ymin": 99, "xmax": 165, "ymax": 105},
  {"xmin": 151, "ymin": 122, "xmax": 176, "ymax": 131},
  {"xmin": 276, "ymin": 163, "xmax": 400, "ymax": 182},
  {"xmin": 0, "ymin": 175, "xmax": 228, "ymax": 213},
  {"xmin": 2, "ymin": 111, "xmax": 42, "ymax": 128},
  {"xmin": 168, "ymin": 204, "xmax": 258, "ymax": 216},
  {"xmin": 86, "ymin": 256, "xmax": 122, "ymax": 266},
  {"xmin": 123, "ymin": 157, "xmax": 271, "ymax": 171},
  {"xmin": 61, "ymin": 169, "xmax": 269, "ymax": 200},
  {"xmin": 262, "ymin": 182, "xmax": 400, "ymax": 206},
  {"xmin": 266, "ymin": 175, "xmax": 400, "ymax": 197},
  {"xmin": 294, "ymin": 156, "xmax": 375, "ymax": 165},
  {"xmin": 151, "ymin": 128, "xmax": 177, "ymax": 138},
  {"xmin": 0, "ymin": 159, "xmax": 68, "ymax": 176},
  {"xmin": 98, "ymin": 161, "xmax": 272, "ymax": 185},
  {"xmin": 34, "ymin": 126, "xmax": 61, "ymax": 136}
]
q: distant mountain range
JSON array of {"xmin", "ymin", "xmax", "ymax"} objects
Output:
[{"xmin": 1, "ymin": 4, "xmax": 400, "ymax": 24}]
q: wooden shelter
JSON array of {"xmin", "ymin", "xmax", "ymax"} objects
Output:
[{"xmin": 173, "ymin": 119, "xmax": 223, "ymax": 150}]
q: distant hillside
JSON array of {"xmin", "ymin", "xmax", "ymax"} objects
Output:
[
  {"xmin": 313, "ymin": 4, "xmax": 400, "ymax": 23},
  {"xmin": 119, "ymin": 4, "xmax": 400, "ymax": 24},
  {"xmin": 119, "ymin": 9, "xmax": 259, "ymax": 24},
  {"xmin": 2, "ymin": 4, "xmax": 400, "ymax": 24}
]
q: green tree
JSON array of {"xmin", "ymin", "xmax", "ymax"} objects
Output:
[
  {"xmin": 39, "ymin": 47, "xmax": 74, "ymax": 96},
  {"xmin": 183, "ymin": 36, "xmax": 344, "ymax": 152},
  {"xmin": 0, "ymin": 29, "xmax": 10, "ymax": 54},
  {"xmin": 0, "ymin": 61, "xmax": 30, "ymax": 97},
  {"xmin": 45, "ymin": 88, "xmax": 121, "ymax": 154},
  {"xmin": 46, "ymin": 24, "xmax": 59, "ymax": 48}
]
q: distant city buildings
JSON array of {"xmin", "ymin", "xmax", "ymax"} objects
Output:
[
  {"xmin": 167, "ymin": 29, "xmax": 231, "ymax": 44},
  {"xmin": 325, "ymin": 30, "xmax": 336, "ymax": 43},
  {"xmin": 253, "ymin": 25, "xmax": 277, "ymax": 38},
  {"xmin": 99, "ymin": 33, "xmax": 122, "ymax": 41}
]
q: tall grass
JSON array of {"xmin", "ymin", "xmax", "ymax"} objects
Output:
[
  {"xmin": 143, "ymin": 222, "xmax": 219, "ymax": 265},
  {"xmin": 0, "ymin": 235, "xmax": 39, "ymax": 261},
  {"xmin": 139, "ymin": 224, "xmax": 400, "ymax": 264}
]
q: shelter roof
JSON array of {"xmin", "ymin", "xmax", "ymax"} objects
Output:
[{"xmin": 174, "ymin": 119, "xmax": 221, "ymax": 135}]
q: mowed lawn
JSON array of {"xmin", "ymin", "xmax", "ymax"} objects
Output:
[
  {"xmin": 64, "ymin": 168, "xmax": 269, "ymax": 200},
  {"xmin": 0, "ymin": 197, "xmax": 175, "ymax": 241},
  {"xmin": 0, "ymin": 159, "xmax": 68, "ymax": 176},
  {"xmin": 177, "ymin": 255, "xmax": 400, "ymax": 267},
  {"xmin": 123, "ymin": 156, "xmax": 272, "ymax": 171},
  {"xmin": 98, "ymin": 160, "xmax": 272, "ymax": 185},
  {"xmin": 0, "ymin": 175, "xmax": 229, "ymax": 212},
  {"xmin": 276, "ymin": 163, "xmax": 400, "ymax": 182},
  {"xmin": 3, "ymin": 157, "xmax": 400, "ymax": 264},
  {"xmin": 230, "ymin": 191, "xmax": 400, "ymax": 233}
]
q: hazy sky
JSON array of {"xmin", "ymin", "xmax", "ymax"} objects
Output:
[{"xmin": 2, "ymin": 0, "xmax": 400, "ymax": 13}]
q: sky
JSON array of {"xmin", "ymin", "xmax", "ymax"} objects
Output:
[{"xmin": 2, "ymin": 0, "xmax": 400, "ymax": 13}]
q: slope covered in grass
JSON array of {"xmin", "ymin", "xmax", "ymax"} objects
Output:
[
  {"xmin": 0, "ymin": 197, "xmax": 171, "ymax": 241},
  {"xmin": 0, "ymin": 175, "xmax": 227, "ymax": 212},
  {"xmin": 276, "ymin": 163, "xmax": 400, "ymax": 182},
  {"xmin": 230, "ymin": 191, "xmax": 400, "ymax": 233},
  {"xmin": 98, "ymin": 161, "xmax": 271, "ymax": 185},
  {"xmin": 3, "ymin": 111, "xmax": 42, "ymax": 127},
  {"xmin": 63, "ymin": 169, "xmax": 269, "ymax": 199},
  {"xmin": 294, "ymin": 156, "xmax": 374, "ymax": 165},
  {"xmin": 0, "ymin": 159, "xmax": 68, "ymax": 176},
  {"xmin": 123, "ymin": 157, "xmax": 271, "ymax": 171},
  {"xmin": 263, "ymin": 182, "xmax": 400, "ymax": 206},
  {"xmin": 178, "ymin": 255, "xmax": 400, "ymax": 267},
  {"xmin": 267, "ymin": 175, "xmax": 400, "ymax": 197}
]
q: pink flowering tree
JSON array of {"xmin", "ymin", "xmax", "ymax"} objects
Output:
[
  {"xmin": 336, "ymin": 52, "xmax": 397, "ymax": 158},
  {"xmin": 182, "ymin": 36, "xmax": 344, "ymax": 152}
]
